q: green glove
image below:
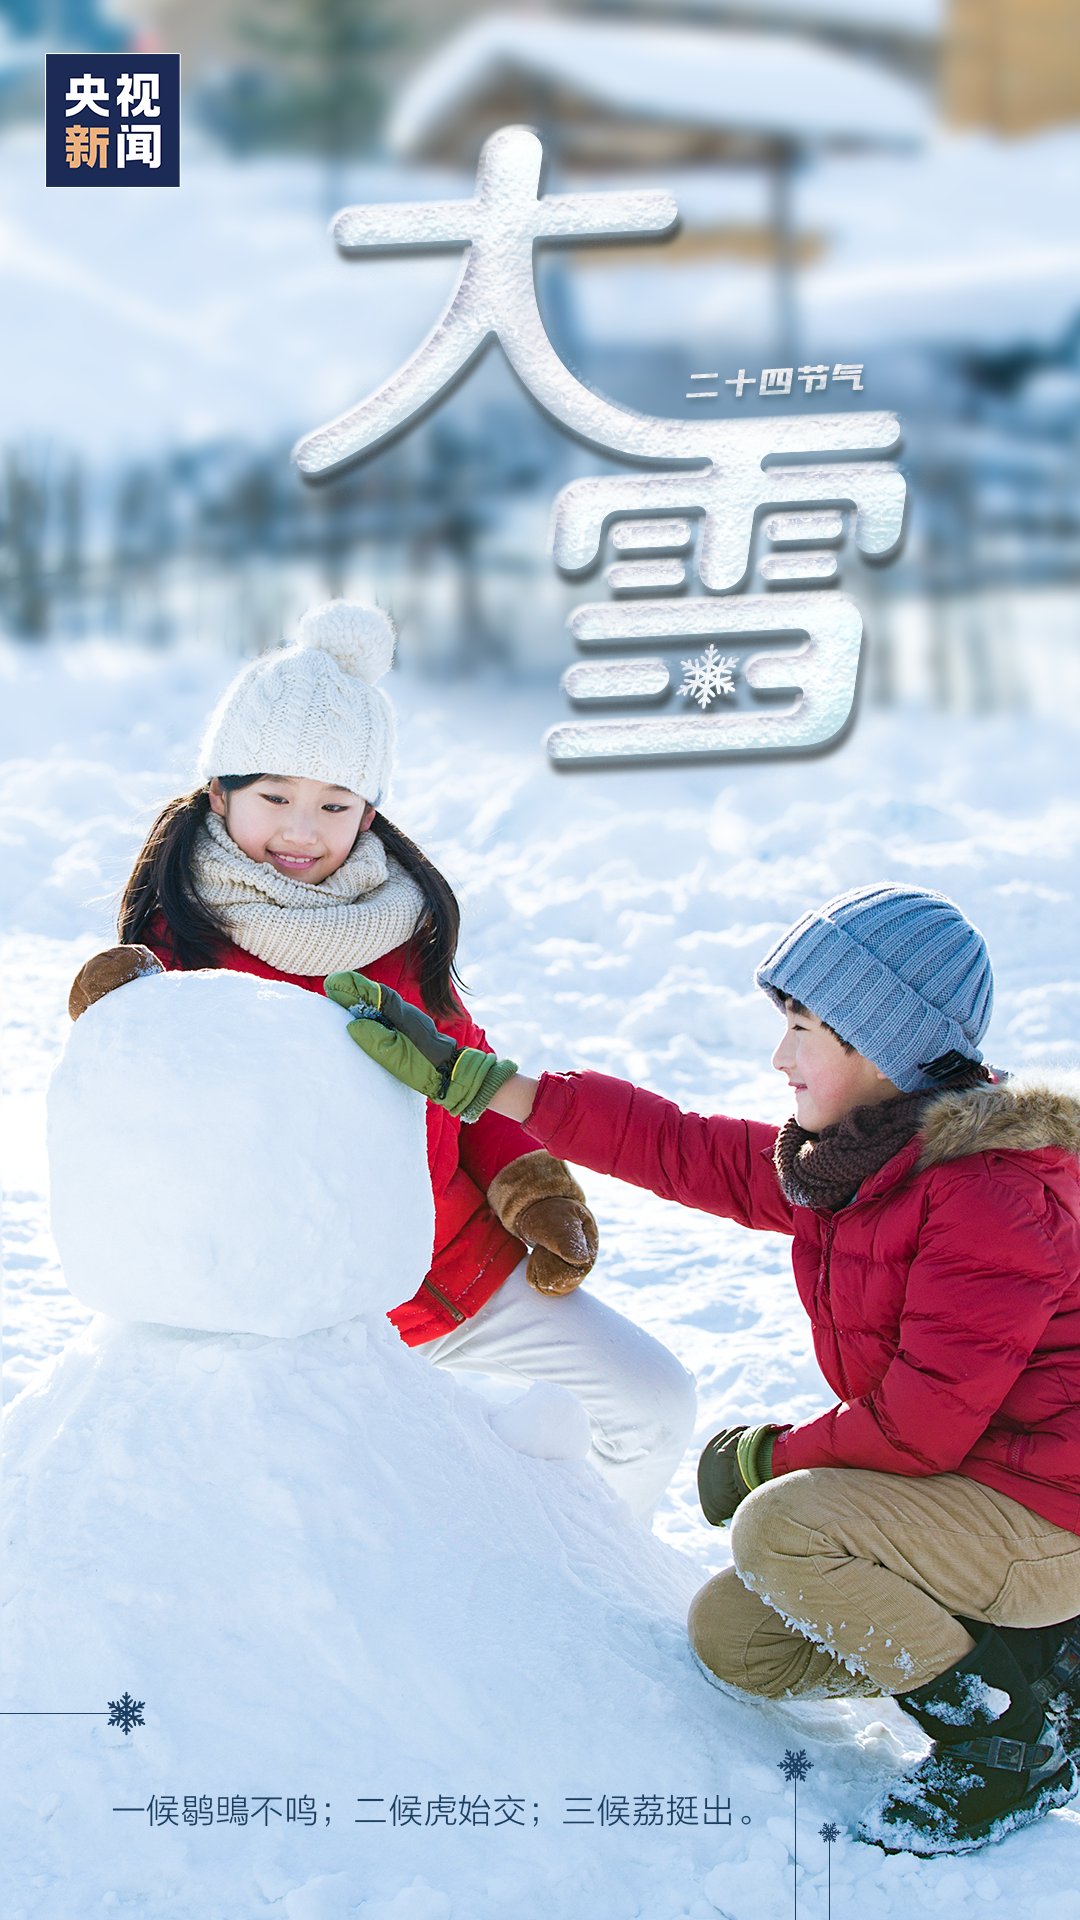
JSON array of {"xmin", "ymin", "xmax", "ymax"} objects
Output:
[
  {"xmin": 324, "ymin": 970, "xmax": 519, "ymax": 1123},
  {"xmin": 696, "ymin": 1423, "xmax": 780, "ymax": 1526}
]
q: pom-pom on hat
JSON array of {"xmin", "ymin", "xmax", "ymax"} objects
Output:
[
  {"xmin": 754, "ymin": 882, "xmax": 994, "ymax": 1093},
  {"xmin": 196, "ymin": 600, "xmax": 398, "ymax": 806}
]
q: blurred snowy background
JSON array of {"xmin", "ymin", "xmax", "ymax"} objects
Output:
[
  {"xmin": 4, "ymin": 5, "xmax": 1080, "ymax": 1912},
  {"xmin": 2, "ymin": 0, "xmax": 1080, "ymax": 689}
]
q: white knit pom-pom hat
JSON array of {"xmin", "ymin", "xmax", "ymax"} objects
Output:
[{"xmin": 196, "ymin": 601, "xmax": 398, "ymax": 806}]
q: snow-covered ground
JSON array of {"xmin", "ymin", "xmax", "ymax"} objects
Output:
[{"xmin": 3, "ymin": 632, "xmax": 1080, "ymax": 1918}]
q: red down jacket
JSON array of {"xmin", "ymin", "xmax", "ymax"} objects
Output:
[
  {"xmin": 525, "ymin": 1068, "xmax": 1080, "ymax": 1536},
  {"xmin": 143, "ymin": 912, "xmax": 530, "ymax": 1343}
]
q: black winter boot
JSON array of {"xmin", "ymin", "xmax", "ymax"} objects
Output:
[
  {"xmin": 856, "ymin": 1625, "xmax": 1076, "ymax": 1856},
  {"xmin": 985, "ymin": 1616, "xmax": 1080, "ymax": 1757}
]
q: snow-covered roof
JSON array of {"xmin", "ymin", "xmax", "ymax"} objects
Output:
[
  {"xmin": 789, "ymin": 126, "xmax": 1080, "ymax": 350},
  {"xmin": 674, "ymin": 0, "xmax": 943, "ymax": 40},
  {"xmin": 568, "ymin": 128, "xmax": 1080, "ymax": 355},
  {"xmin": 389, "ymin": 14, "xmax": 929, "ymax": 157}
]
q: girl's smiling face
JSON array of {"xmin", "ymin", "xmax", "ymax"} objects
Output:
[
  {"xmin": 771, "ymin": 998, "xmax": 901, "ymax": 1132},
  {"xmin": 208, "ymin": 775, "xmax": 375, "ymax": 884}
]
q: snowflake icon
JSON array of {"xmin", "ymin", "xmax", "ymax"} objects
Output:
[
  {"xmin": 676, "ymin": 644, "xmax": 738, "ymax": 709},
  {"xmin": 107, "ymin": 1692, "xmax": 146, "ymax": 1736},
  {"xmin": 779, "ymin": 1747, "xmax": 813, "ymax": 1784}
]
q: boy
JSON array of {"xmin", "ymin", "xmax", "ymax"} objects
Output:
[{"xmin": 324, "ymin": 881, "xmax": 1080, "ymax": 1855}]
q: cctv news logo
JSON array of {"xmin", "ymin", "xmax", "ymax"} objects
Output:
[{"xmin": 45, "ymin": 54, "xmax": 180, "ymax": 187}]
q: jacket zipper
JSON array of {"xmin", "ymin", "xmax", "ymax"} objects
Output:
[
  {"xmin": 421, "ymin": 1277, "xmax": 467, "ymax": 1325},
  {"xmin": 818, "ymin": 1214, "xmax": 837, "ymax": 1284},
  {"xmin": 817, "ymin": 1213, "xmax": 851, "ymax": 1398}
]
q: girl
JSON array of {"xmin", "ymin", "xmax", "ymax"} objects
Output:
[{"xmin": 106, "ymin": 599, "xmax": 696, "ymax": 1520}]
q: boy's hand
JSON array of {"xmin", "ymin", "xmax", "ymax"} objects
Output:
[
  {"xmin": 324, "ymin": 970, "xmax": 519, "ymax": 1123},
  {"xmin": 697, "ymin": 1423, "xmax": 780, "ymax": 1526}
]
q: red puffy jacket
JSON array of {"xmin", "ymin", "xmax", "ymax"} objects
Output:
[
  {"xmin": 143, "ymin": 913, "xmax": 530, "ymax": 1343},
  {"xmin": 525, "ymin": 1069, "xmax": 1080, "ymax": 1536}
]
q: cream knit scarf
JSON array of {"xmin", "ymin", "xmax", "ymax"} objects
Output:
[{"xmin": 192, "ymin": 810, "xmax": 427, "ymax": 977}]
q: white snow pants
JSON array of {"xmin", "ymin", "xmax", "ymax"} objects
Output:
[{"xmin": 423, "ymin": 1258, "xmax": 697, "ymax": 1521}]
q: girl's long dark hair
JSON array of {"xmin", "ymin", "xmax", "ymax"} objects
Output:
[{"xmin": 118, "ymin": 777, "xmax": 464, "ymax": 1016}]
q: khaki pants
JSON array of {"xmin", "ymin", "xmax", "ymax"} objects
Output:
[{"xmin": 688, "ymin": 1467, "xmax": 1080, "ymax": 1698}]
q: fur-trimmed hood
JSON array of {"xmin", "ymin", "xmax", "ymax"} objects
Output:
[{"xmin": 917, "ymin": 1078, "xmax": 1080, "ymax": 1171}]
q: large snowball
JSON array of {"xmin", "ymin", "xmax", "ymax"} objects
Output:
[{"xmin": 47, "ymin": 970, "xmax": 434, "ymax": 1336}]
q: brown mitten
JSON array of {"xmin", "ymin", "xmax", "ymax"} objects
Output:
[
  {"xmin": 487, "ymin": 1150, "xmax": 599, "ymax": 1297},
  {"xmin": 68, "ymin": 944, "xmax": 165, "ymax": 1021}
]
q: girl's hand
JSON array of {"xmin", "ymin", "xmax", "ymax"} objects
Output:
[
  {"xmin": 324, "ymin": 970, "xmax": 520, "ymax": 1123},
  {"xmin": 69, "ymin": 944, "xmax": 165, "ymax": 1020},
  {"xmin": 487, "ymin": 1149, "xmax": 599, "ymax": 1296},
  {"xmin": 516, "ymin": 1195, "xmax": 599, "ymax": 1294}
]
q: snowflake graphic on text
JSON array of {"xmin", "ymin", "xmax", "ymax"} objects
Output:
[
  {"xmin": 107, "ymin": 1692, "xmax": 145, "ymax": 1735},
  {"xmin": 677, "ymin": 645, "xmax": 738, "ymax": 710}
]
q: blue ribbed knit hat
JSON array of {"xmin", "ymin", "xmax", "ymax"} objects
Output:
[{"xmin": 754, "ymin": 883, "xmax": 994, "ymax": 1093}]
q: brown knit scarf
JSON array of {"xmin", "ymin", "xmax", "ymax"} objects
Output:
[{"xmin": 773, "ymin": 1091, "xmax": 931, "ymax": 1212}]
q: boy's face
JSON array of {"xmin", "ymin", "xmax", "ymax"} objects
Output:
[
  {"xmin": 771, "ymin": 1000, "xmax": 900, "ymax": 1132},
  {"xmin": 208, "ymin": 775, "xmax": 375, "ymax": 885}
]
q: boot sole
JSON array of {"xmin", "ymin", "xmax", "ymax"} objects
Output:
[{"xmin": 855, "ymin": 1762, "xmax": 1076, "ymax": 1857}]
